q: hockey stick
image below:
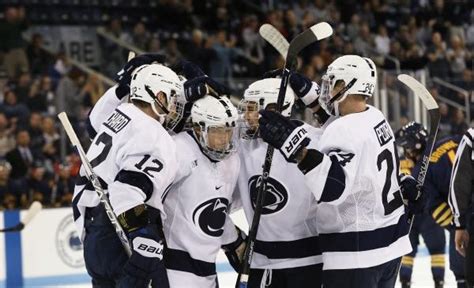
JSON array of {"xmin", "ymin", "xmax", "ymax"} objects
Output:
[
  {"xmin": 58, "ymin": 112, "xmax": 132, "ymax": 257},
  {"xmin": 0, "ymin": 201, "xmax": 42, "ymax": 232},
  {"xmin": 259, "ymin": 24, "xmax": 289, "ymax": 59},
  {"xmin": 397, "ymin": 74, "xmax": 440, "ymax": 226},
  {"xmin": 237, "ymin": 22, "xmax": 333, "ymax": 288}
]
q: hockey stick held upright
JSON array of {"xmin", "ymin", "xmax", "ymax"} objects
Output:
[{"xmin": 237, "ymin": 22, "xmax": 333, "ymax": 288}]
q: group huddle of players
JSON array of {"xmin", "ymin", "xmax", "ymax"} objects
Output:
[{"xmin": 70, "ymin": 52, "xmax": 472, "ymax": 288}]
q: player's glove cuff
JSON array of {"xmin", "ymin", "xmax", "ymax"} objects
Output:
[
  {"xmin": 289, "ymin": 72, "xmax": 321, "ymax": 107},
  {"xmin": 280, "ymin": 126, "xmax": 310, "ymax": 162}
]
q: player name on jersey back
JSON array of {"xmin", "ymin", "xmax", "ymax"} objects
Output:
[{"xmin": 104, "ymin": 110, "xmax": 131, "ymax": 134}]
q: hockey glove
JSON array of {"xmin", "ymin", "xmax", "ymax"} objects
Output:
[
  {"xmin": 114, "ymin": 53, "xmax": 166, "ymax": 99},
  {"xmin": 171, "ymin": 60, "xmax": 206, "ymax": 80},
  {"xmin": 289, "ymin": 72, "xmax": 321, "ymax": 108},
  {"xmin": 431, "ymin": 202, "xmax": 453, "ymax": 228},
  {"xmin": 258, "ymin": 110, "xmax": 310, "ymax": 163},
  {"xmin": 183, "ymin": 76, "xmax": 231, "ymax": 102},
  {"xmin": 400, "ymin": 174, "xmax": 424, "ymax": 215},
  {"xmin": 221, "ymin": 226, "xmax": 247, "ymax": 273},
  {"xmin": 262, "ymin": 68, "xmax": 283, "ymax": 79},
  {"xmin": 123, "ymin": 224, "xmax": 168, "ymax": 287}
]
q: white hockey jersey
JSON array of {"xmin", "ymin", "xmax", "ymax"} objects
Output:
[
  {"xmin": 73, "ymin": 102, "xmax": 178, "ymax": 240},
  {"xmin": 235, "ymin": 124, "xmax": 324, "ymax": 269},
  {"xmin": 163, "ymin": 132, "xmax": 240, "ymax": 287},
  {"xmin": 302, "ymin": 105, "xmax": 412, "ymax": 270}
]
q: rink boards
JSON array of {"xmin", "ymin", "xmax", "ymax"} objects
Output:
[{"xmin": 0, "ymin": 208, "xmax": 456, "ymax": 287}]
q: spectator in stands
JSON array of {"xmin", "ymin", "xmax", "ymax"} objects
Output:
[
  {"xmin": 1, "ymin": 90, "xmax": 30, "ymax": 129},
  {"xmin": 375, "ymin": 25, "xmax": 390, "ymax": 55},
  {"xmin": 209, "ymin": 30, "xmax": 238, "ymax": 83},
  {"xmin": 26, "ymin": 33, "xmax": 51, "ymax": 77},
  {"xmin": 28, "ymin": 161, "xmax": 52, "ymax": 206},
  {"xmin": 126, "ymin": 21, "xmax": 150, "ymax": 52},
  {"xmin": 0, "ymin": 161, "xmax": 13, "ymax": 208},
  {"xmin": 28, "ymin": 112, "xmax": 43, "ymax": 157},
  {"xmin": 147, "ymin": 37, "xmax": 163, "ymax": 54},
  {"xmin": 353, "ymin": 22, "xmax": 374, "ymax": 56},
  {"xmin": 437, "ymin": 101, "xmax": 453, "ymax": 139},
  {"xmin": 14, "ymin": 72, "xmax": 32, "ymax": 103},
  {"xmin": 55, "ymin": 68, "xmax": 86, "ymax": 123},
  {"xmin": 427, "ymin": 31, "xmax": 449, "ymax": 79},
  {"xmin": 27, "ymin": 76, "xmax": 53, "ymax": 114},
  {"xmin": 6, "ymin": 130, "xmax": 33, "ymax": 205},
  {"xmin": 446, "ymin": 35, "xmax": 470, "ymax": 78},
  {"xmin": 450, "ymin": 108, "xmax": 469, "ymax": 136},
  {"xmin": 100, "ymin": 18, "xmax": 127, "ymax": 77},
  {"xmin": 163, "ymin": 38, "xmax": 182, "ymax": 67},
  {"xmin": 0, "ymin": 6, "xmax": 29, "ymax": 78},
  {"xmin": 40, "ymin": 116, "xmax": 60, "ymax": 167},
  {"xmin": 81, "ymin": 74, "xmax": 105, "ymax": 112},
  {"xmin": 241, "ymin": 15, "xmax": 264, "ymax": 77},
  {"xmin": 51, "ymin": 162, "xmax": 74, "ymax": 207},
  {"xmin": 185, "ymin": 29, "xmax": 215, "ymax": 74},
  {"xmin": 0, "ymin": 113, "xmax": 15, "ymax": 157}
]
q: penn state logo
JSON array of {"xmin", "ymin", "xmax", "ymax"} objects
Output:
[
  {"xmin": 56, "ymin": 213, "xmax": 84, "ymax": 268},
  {"xmin": 249, "ymin": 175, "xmax": 288, "ymax": 214},
  {"xmin": 192, "ymin": 198, "xmax": 229, "ymax": 237}
]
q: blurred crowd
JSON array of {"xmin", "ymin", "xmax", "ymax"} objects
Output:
[{"xmin": 0, "ymin": 0, "xmax": 472, "ymax": 210}]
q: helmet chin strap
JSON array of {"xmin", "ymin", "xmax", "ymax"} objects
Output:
[{"xmin": 328, "ymin": 78, "xmax": 357, "ymax": 116}]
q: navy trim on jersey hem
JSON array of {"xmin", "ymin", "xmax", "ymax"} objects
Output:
[
  {"xmin": 115, "ymin": 170, "xmax": 153, "ymax": 202},
  {"xmin": 164, "ymin": 248, "xmax": 216, "ymax": 277},
  {"xmin": 319, "ymin": 214, "xmax": 409, "ymax": 252},
  {"xmin": 255, "ymin": 236, "xmax": 321, "ymax": 259},
  {"xmin": 298, "ymin": 149, "xmax": 324, "ymax": 174}
]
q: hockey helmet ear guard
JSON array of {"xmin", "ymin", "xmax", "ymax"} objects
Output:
[
  {"xmin": 320, "ymin": 55, "xmax": 377, "ymax": 116},
  {"xmin": 191, "ymin": 95, "xmax": 239, "ymax": 161}
]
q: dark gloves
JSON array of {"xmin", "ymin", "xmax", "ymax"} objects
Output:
[
  {"xmin": 400, "ymin": 174, "xmax": 425, "ymax": 215},
  {"xmin": 258, "ymin": 110, "xmax": 310, "ymax": 162},
  {"xmin": 221, "ymin": 226, "xmax": 247, "ymax": 273},
  {"xmin": 183, "ymin": 76, "xmax": 231, "ymax": 102},
  {"xmin": 123, "ymin": 224, "xmax": 168, "ymax": 287}
]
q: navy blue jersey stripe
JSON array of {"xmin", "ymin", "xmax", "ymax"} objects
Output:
[
  {"xmin": 165, "ymin": 248, "xmax": 216, "ymax": 277},
  {"xmin": 319, "ymin": 213, "xmax": 409, "ymax": 252},
  {"xmin": 319, "ymin": 159, "xmax": 345, "ymax": 202},
  {"xmin": 255, "ymin": 235, "xmax": 321, "ymax": 259},
  {"xmin": 115, "ymin": 170, "xmax": 153, "ymax": 202}
]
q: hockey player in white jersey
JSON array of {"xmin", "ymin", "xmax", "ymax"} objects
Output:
[
  {"xmin": 236, "ymin": 77, "xmax": 323, "ymax": 287},
  {"xmin": 74, "ymin": 61, "xmax": 185, "ymax": 287},
  {"xmin": 257, "ymin": 55, "xmax": 413, "ymax": 288},
  {"xmin": 162, "ymin": 95, "xmax": 245, "ymax": 288}
]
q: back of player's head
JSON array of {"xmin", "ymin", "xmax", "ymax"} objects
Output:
[
  {"xmin": 191, "ymin": 95, "xmax": 238, "ymax": 161},
  {"xmin": 320, "ymin": 55, "xmax": 377, "ymax": 116},
  {"xmin": 129, "ymin": 63, "xmax": 184, "ymax": 130},
  {"xmin": 395, "ymin": 121, "xmax": 428, "ymax": 156}
]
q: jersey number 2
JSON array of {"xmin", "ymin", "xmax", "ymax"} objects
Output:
[{"xmin": 377, "ymin": 148, "xmax": 403, "ymax": 215}]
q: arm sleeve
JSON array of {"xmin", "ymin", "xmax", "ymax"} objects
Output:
[
  {"xmin": 108, "ymin": 134, "xmax": 172, "ymax": 216},
  {"xmin": 87, "ymin": 85, "xmax": 127, "ymax": 138},
  {"xmin": 299, "ymin": 126, "xmax": 358, "ymax": 204},
  {"xmin": 449, "ymin": 130, "xmax": 474, "ymax": 228}
]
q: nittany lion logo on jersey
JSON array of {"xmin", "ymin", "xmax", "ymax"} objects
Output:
[
  {"xmin": 249, "ymin": 175, "xmax": 288, "ymax": 214},
  {"xmin": 192, "ymin": 198, "xmax": 229, "ymax": 237}
]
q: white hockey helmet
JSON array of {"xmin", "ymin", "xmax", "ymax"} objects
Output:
[
  {"xmin": 239, "ymin": 78, "xmax": 295, "ymax": 139},
  {"xmin": 319, "ymin": 55, "xmax": 377, "ymax": 116},
  {"xmin": 241, "ymin": 78, "xmax": 295, "ymax": 117},
  {"xmin": 130, "ymin": 63, "xmax": 185, "ymax": 130},
  {"xmin": 191, "ymin": 95, "xmax": 239, "ymax": 161}
]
